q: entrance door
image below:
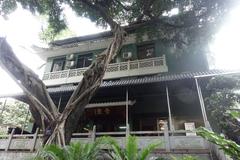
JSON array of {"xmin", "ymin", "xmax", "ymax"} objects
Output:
[{"xmin": 85, "ymin": 106, "xmax": 126, "ymax": 132}]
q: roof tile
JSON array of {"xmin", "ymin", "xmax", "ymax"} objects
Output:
[{"xmin": 46, "ymin": 70, "xmax": 240, "ymax": 93}]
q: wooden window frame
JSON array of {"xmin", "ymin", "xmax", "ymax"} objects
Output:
[
  {"xmin": 51, "ymin": 57, "xmax": 66, "ymax": 72},
  {"xmin": 137, "ymin": 43, "xmax": 155, "ymax": 60}
]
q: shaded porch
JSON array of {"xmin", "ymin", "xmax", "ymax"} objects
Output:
[{"xmin": 49, "ymin": 78, "xmax": 207, "ymax": 136}]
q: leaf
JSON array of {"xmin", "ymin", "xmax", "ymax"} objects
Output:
[
  {"xmin": 103, "ymin": 136, "xmax": 125, "ymax": 160},
  {"xmin": 197, "ymin": 127, "xmax": 240, "ymax": 159},
  {"xmin": 139, "ymin": 141, "xmax": 161, "ymax": 160},
  {"xmin": 126, "ymin": 136, "xmax": 138, "ymax": 160},
  {"xmin": 229, "ymin": 110, "xmax": 240, "ymax": 119},
  {"xmin": 35, "ymin": 145, "xmax": 65, "ymax": 160}
]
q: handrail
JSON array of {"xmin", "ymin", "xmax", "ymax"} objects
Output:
[
  {"xmin": 96, "ymin": 131, "xmax": 125, "ymax": 136},
  {"xmin": 0, "ymin": 130, "xmax": 197, "ymax": 138},
  {"xmin": 168, "ymin": 130, "xmax": 197, "ymax": 134},
  {"xmin": 43, "ymin": 56, "xmax": 167, "ymax": 81},
  {"xmin": 72, "ymin": 133, "xmax": 91, "ymax": 136},
  {"xmin": 130, "ymin": 130, "xmax": 164, "ymax": 135},
  {"xmin": 0, "ymin": 128, "xmax": 208, "ymax": 152},
  {"xmin": 12, "ymin": 134, "xmax": 34, "ymax": 138}
]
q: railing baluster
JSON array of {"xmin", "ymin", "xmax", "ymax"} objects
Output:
[
  {"xmin": 91, "ymin": 125, "xmax": 96, "ymax": 142},
  {"xmin": 43, "ymin": 56, "xmax": 167, "ymax": 82},
  {"xmin": 126, "ymin": 124, "xmax": 130, "ymax": 137},
  {"xmin": 163, "ymin": 55, "xmax": 166, "ymax": 66},
  {"xmin": 5, "ymin": 128, "xmax": 15, "ymax": 151},
  {"xmin": 67, "ymin": 69, "xmax": 71, "ymax": 78},
  {"xmin": 31, "ymin": 128, "xmax": 39, "ymax": 152},
  {"xmin": 163, "ymin": 123, "xmax": 170, "ymax": 152}
]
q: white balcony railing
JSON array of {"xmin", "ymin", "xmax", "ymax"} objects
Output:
[{"xmin": 42, "ymin": 55, "xmax": 168, "ymax": 86}]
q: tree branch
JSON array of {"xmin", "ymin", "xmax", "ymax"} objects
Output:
[
  {"xmin": 63, "ymin": 25, "xmax": 125, "ymax": 142},
  {"xmin": 78, "ymin": 0, "xmax": 118, "ymax": 29},
  {"xmin": 0, "ymin": 38, "xmax": 59, "ymax": 127}
]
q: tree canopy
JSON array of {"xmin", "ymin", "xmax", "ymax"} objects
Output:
[
  {"xmin": 0, "ymin": 0, "xmax": 238, "ymax": 146},
  {"xmin": 1, "ymin": 0, "xmax": 237, "ymax": 55},
  {"xmin": 0, "ymin": 99, "xmax": 31, "ymax": 134},
  {"xmin": 0, "ymin": 0, "xmax": 235, "ymax": 39},
  {"xmin": 203, "ymin": 75, "xmax": 240, "ymax": 144}
]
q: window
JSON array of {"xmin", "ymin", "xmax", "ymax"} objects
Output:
[
  {"xmin": 51, "ymin": 58, "xmax": 65, "ymax": 72},
  {"xmin": 137, "ymin": 43, "xmax": 155, "ymax": 59},
  {"xmin": 76, "ymin": 53, "xmax": 93, "ymax": 68}
]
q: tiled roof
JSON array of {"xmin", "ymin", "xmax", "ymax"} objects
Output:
[
  {"xmin": 50, "ymin": 20, "xmax": 158, "ymax": 46},
  {"xmin": 47, "ymin": 70, "xmax": 240, "ymax": 94},
  {"xmin": 1, "ymin": 70, "xmax": 239, "ymax": 98}
]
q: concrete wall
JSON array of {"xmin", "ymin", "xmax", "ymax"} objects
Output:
[
  {"xmin": 0, "ymin": 152, "xmax": 35, "ymax": 160},
  {"xmin": 0, "ymin": 152, "xmax": 212, "ymax": 160},
  {"xmin": 150, "ymin": 153, "xmax": 211, "ymax": 160},
  {"xmin": 0, "ymin": 135, "xmax": 216, "ymax": 160}
]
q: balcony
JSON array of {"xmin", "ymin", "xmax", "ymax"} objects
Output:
[{"xmin": 42, "ymin": 55, "xmax": 168, "ymax": 86}]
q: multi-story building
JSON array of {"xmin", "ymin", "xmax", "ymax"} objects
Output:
[
  {"xmin": 39, "ymin": 25, "xmax": 209, "ymax": 133},
  {"xmin": 0, "ymin": 24, "xmax": 233, "ymax": 159}
]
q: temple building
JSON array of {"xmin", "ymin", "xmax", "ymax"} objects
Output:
[{"xmin": 0, "ymin": 23, "xmax": 236, "ymax": 159}]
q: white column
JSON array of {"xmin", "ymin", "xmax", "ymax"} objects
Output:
[
  {"xmin": 163, "ymin": 122, "xmax": 170, "ymax": 151},
  {"xmin": 195, "ymin": 78, "xmax": 209, "ymax": 128},
  {"xmin": 166, "ymin": 85, "xmax": 174, "ymax": 131},
  {"xmin": 126, "ymin": 88, "xmax": 129, "ymax": 127}
]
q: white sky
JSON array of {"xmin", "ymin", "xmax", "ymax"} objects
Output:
[
  {"xmin": 0, "ymin": 5, "xmax": 105, "ymax": 96},
  {"xmin": 209, "ymin": 5, "xmax": 240, "ymax": 70},
  {"xmin": 0, "ymin": 4, "xmax": 240, "ymax": 96}
]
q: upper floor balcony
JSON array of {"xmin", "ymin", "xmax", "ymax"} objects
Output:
[{"xmin": 42, "ymin": 55, "xmax": 168, "ymax": 86}]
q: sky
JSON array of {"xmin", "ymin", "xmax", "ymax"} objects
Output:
[
  {"xmin": 0, "ymin": 5, "xmax": 105, "ymax": 96},
  {"xmin": 0, "ymin": 4, "xmax": 240, "ymax": 96}
]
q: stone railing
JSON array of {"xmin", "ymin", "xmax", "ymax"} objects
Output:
[
  {"xmin": 42, "ymin": 56, "xmax": 168, "ymax": 86},
  {"xmin": 0, "ymin": 124, "xmax": 209, "ymax": 152},
  {"xmin": 0, "ymin": 125, "xmax": 229, "ymax": 160},
  {"xmin": 207, "ymin": 142, "xmax": 230, "ymax": 160}
]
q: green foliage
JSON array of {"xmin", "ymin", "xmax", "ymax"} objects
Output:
[
  {"xmin": 197, "ymin": 127, "xmax": 240, "ymax": 159},
  {"xmin": 203, "ymin": 75, "xmax": 240, "ymax": 142},
  {"xmin": 171, "ymin": 155, "xmax": 198, "ymax": 160},
  {"xmin": 31, "ymin": 136, "xmax": 202, "ymax": 160},
  {"xmin": 0, "ymin": 0, "xmax": 17, "ymax": 17},
  {"xmin": 179, "ymin": 156, "xmax": 198, "ymax": 160},
  {"xmin": 40, "ymin": 26, "xmax": 76, "ymax": 43},
  {"xmin": 32, "ymin": 138, "xmax": 106, "ymax": 160},
  {"xmin": 0, "ymin": 99, "xmax": 31, "ymax": 134},
  {"xmin": 229, "ymin": 110, "xmax": 240, "ymax": 119},
  {"xmin": 1, "ymin": 0, "xmax": 234, "ymax": 42},
  {"xmin": 201, "ymin": 76, "xmax": 240, "ymax": 159},
  {"xmin": 104, "ymin": 135, "xmax": 161, "ymax": 160}
]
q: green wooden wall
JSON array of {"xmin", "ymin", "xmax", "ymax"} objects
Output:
[{"xmin": 45, "ymin": 39, "xmax": 209, "ymax": 73}]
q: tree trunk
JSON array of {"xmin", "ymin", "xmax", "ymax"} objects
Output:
[{"xmin": 0, "ymin": 25, "xmax": 125, "ymax": 146}]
